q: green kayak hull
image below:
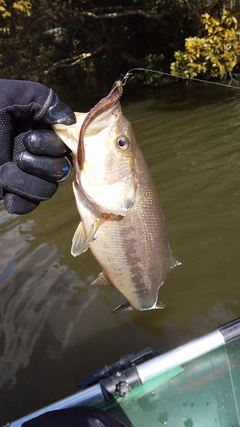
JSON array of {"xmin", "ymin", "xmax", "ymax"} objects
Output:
[{"xmin": 106, "ymin": 338, "xmax": 240, "ymax": 427}]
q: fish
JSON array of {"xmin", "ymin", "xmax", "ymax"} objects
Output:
[{"xmin": 53, "ymin": 81, "xmax": 180, "ymax": 311}]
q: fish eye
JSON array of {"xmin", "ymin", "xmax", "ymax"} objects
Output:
[{"xmin": 117, "ymin": 136, "xmax": 130, "ymax": 150}]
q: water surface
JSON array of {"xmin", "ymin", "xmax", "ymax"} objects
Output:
[{"xmin": 1, "ymin": 81, "xmax": 240, "ymax": 424}]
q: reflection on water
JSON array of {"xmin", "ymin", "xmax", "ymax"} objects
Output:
[
  {"xmin": 1, "ymin": 82, "xmax": 240, "ymax": 424},
  {"xmin": 0, "ymin": 205, "xmax": 98, "ymax": 391}
]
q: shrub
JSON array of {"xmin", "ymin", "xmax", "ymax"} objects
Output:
[{"xmin": 170, "ymin": 10, "xmax": 240, "ymax": 79}]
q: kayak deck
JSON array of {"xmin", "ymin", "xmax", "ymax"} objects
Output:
[{"xmin": 105, "ymin": 337, "xmax": 240, "ymax": 427}]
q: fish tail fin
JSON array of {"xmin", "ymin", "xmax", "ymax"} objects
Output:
[
  {"xmin": 112, "ymin": 301, "xmax": 166, "ymax": 312},
  {"xmin": 155, "ymin": 301, "xmax": 167, "ymax": 309}
]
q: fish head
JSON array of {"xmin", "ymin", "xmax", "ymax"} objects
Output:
[
  {"xmin": 53, "ymin": 103, "xmax": 138, "ymax": 216},
  {"xmin": 81, "ymin": 102, "xmax": 138, "ymax": 215}
]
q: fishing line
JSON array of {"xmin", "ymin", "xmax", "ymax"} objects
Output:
[{"xmin": 121, "ymin": 67, "xmax": 240, "ymax": 90}]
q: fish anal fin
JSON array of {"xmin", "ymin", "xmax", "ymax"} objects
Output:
[
  {"xmin": 112, "ymin": 303, "xmax": 133, "ymax": 313},
  {"xmin": 91, "ymin": 272, "xmax": 110, "ymax": 286}
]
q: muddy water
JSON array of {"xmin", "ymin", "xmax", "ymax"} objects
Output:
[{"xmin": 1, "ymin": 81, "xmax": 240, "ymax": 424}]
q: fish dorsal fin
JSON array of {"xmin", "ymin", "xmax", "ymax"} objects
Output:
[
  {"xmin": 91, "ymin": 272, "xmax": 110, "ymax": 286},
  {"xmin": 71, "ymin": 216, "xmax": 107, "ymax": 257}
]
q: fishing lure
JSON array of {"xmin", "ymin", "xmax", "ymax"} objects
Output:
[{"xmin": 78, "ymin": 80, "xmax": 123, "ymax": 170}]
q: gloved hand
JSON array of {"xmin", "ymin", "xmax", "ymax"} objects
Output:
[{"xmin": 0, "ymin": 79, "xmax": 76, "ymax": 214}]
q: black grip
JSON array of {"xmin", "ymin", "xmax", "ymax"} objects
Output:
[
  {"xmin": 219, "ymin": 317, "xmax": 240, "ymax": 343},
  {"xmin": 100, "ymin": 365, "xmax": 142, "ymax": 400}
]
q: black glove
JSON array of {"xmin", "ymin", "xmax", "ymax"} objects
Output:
[{"xmin": 0, "ymin": 79, "xmax": 76, "ymax": 214}]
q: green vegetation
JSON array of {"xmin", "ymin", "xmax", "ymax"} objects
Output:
[
  {"xmin": 0, "ymin": 1, "xmax": 239, "ymax": 84},
  {"xmin": 171, "ymin": 10, "xmax": 240, "ymax": 80},
  {"xmin": 0, "ymin": 0, "xmax": 32, "ymax": 17}
]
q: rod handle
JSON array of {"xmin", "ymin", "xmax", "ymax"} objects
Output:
[{"xmin": 219, "ymin": 317, "xmax": 240, "ymax": 343}]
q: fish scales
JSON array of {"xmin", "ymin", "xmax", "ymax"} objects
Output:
[{"xmin": 90, "ymin": 151, "xmax": 171, "ymax": 310}]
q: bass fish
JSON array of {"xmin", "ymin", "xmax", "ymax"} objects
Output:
[{"xmin": 53, "ymin": 81, "xmax": 180, "ymax": 311}]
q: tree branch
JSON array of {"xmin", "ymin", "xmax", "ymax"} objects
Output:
[
  {"xmin": 80, "ymin": 9, "xmax": 167, "ymax": 20},
  {"xmin": 44, "ymin": 44, "xmax": 109, "ymax": 74},
  {"xmin": 57, "ymin": 5, "xmax": 169, "ymax": 21}
]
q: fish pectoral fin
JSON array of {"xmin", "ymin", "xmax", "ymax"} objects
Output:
[
  {"xmin": 71, "ymin": 216, "xmax": 105, "ymax": 257},
  {"xmin": 112, "ymin": 303, "xmax": 133, "ymax": 313},
  {"xmin": 91, "ymin": 272, "xmax": 110, "ymax": 286},
  {"xmin": 71, "ymin": 221, "xmax": 88, "ymax": 257}
]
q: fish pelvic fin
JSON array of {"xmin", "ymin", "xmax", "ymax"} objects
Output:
[
  {"xmin": 91, "ymin": 272, "xmax": 110, "ymax": 286},
  {"xmin": 71, "ymin": 216, "xmax": 106, "ymax": 257}
]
